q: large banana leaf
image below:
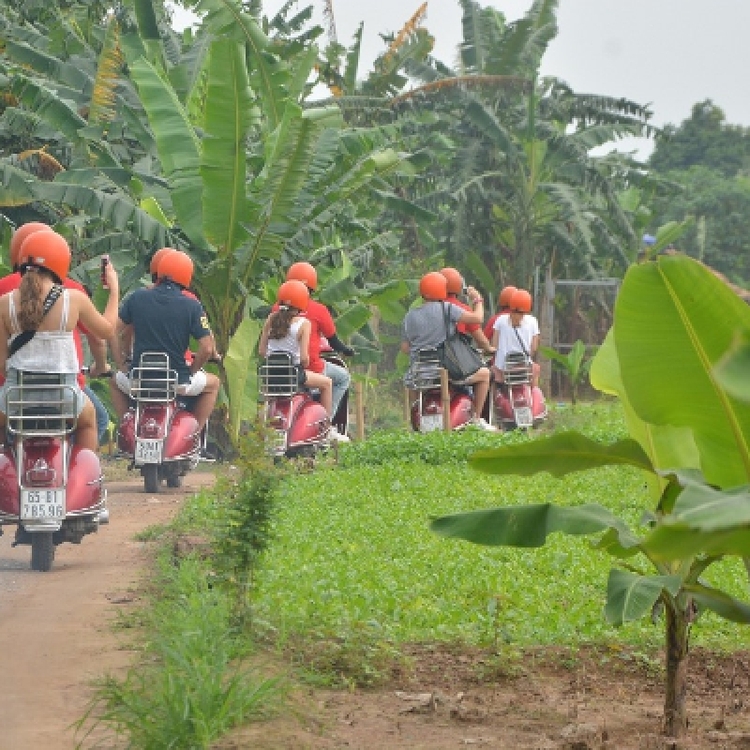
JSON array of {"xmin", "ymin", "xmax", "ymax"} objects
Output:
[
  {"xmin": 201, "ymin": 40, "xmax": 255, "ymax": 255},
  {"xmin": 468, "ymin": 431, "xmax": 653, "ymax": 477},
  {"xmin": 685, "ymin": 584, "xmax": 750, "ymax": 624},
  {"xmin": 431, "ymin": 502, "xmax": 639, "ymax": 549},
  {"xmin": 590, "ymin": 330, "xmax": 701, "ymax": 493},
  {"xmin": 223, "ymin": 317, "xmax": 261, "ymax": 439},
  {"xmin": 129, "ymin": 56, "xmax": 207, "ymax": 249},
  {"xmin": 614, "ymin": 256, "xmax": 750, "ymax": 487},
  {"xmin": 604, "ymin": 569, "xmax": 681, "ymax": 626},
  {"xmin": 0, "ymin": 161, "xmax": 35, "ymax": 206}
]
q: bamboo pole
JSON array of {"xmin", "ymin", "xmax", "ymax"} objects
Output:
[
  {"xmin": 441, "ymin": 368, "xmax": 451, "ymax": 431},
  {"xmin": 354, "ymin": 381, "xmax": 365, "ymax": 441}
]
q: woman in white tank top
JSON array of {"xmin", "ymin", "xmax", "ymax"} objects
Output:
[
  {"xmin": 259, "ymin": 280, "xmax": 333, "ymax": 415},
  {"xmin": 0, "ymin": 230, "xmax": 119, "ymax": 451}
]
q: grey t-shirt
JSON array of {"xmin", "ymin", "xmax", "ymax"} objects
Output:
[{"xmin": 402, "ymin": 301, "xmax": 464, "ymax": 358}]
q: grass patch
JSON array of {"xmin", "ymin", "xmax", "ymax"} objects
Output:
[{"xmin": 248, "ymin": 400, "xmax": 750, "ymax": 684}]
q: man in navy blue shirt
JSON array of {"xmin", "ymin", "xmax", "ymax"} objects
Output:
[{"xmin": 110, "ymin": 251, "xmax": 219, "ymax": 430}]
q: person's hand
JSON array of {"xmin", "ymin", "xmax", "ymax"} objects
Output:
[
  {"xmin": 466, "ymin": 286, "xmax": 482, "ymax": 304},
  {"xmin": 104, "ymin": 261, "xmax": 119, "ymax": 293}
]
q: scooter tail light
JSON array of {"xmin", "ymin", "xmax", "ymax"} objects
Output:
[
  {"xmin": 26, "ymin": 458, "xmax": 57, "ymax": 487},
  {"xmin": 142, "ymin": 418, "xmax": 161, "ymax": 437}
]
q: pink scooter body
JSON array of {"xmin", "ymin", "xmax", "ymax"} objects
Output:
[
  {"xmin": 116, "ymin": 353, "xmax": 201, "ymax": 492},
  {"xmin": 493, "ymin": 381, "xmax": 547, "ymax": 430},
  {"xmin": 410, "ymin": 387, "xmax": 474, "ymax": 432}
]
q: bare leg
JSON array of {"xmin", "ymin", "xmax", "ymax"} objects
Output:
[
  {"xmin": 191, "ymin": 373, "xmax": 220, "ymax": 431},
  {"xmin": 109, "ymin": 376, "xmax": 129, "ymax": 420},
  {"xmin": 467, "ymin": 367, "xmax": 491, "ymax": 419},
  {"xmin": 75, "ymin": 399, "xmax": 99, "ymax": 451},
  {"xmin": 305, "ymin": 372, "xmax": 333, "ymax": 415}
]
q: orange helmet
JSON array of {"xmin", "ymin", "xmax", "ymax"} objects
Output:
[
  {"xmin": 158, "ymin": 250, "xmax": 193, "ymax": 287},
  {"xmin": 440, "ymin": 267, "xmax": 464, "ymax": 295},
  {"xmin": 509, "ymin": 289, "xmax": 532, "ymax": 313},
  {"xmin": 150, "ymin": 247, "xmax": 177, "ymax": 276},
  {"xmin": 10, "ymin": 222, "xmax": 54, "ymax": 267},
  {"xmin": 286, "ymin": 261, "xmax": 317, "ymax": 291},
  {"xmin": 19, "ymin": 231, "xmax": 71, "ymax": 284},
  {"xmin": 276, "ymin": 279, "xmax": 310, "ymax": 311},
  {"xmin": 419, "ymin": 272, "xmax": 448, "ymax": 301},
  {"xmin": 498, "ymin": 285, "xmax": 518, "ymax": 309}
]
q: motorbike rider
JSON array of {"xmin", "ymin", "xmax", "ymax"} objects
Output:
[
  {"xmin": 283, "ymin": 261, "xmax": 353, "ymax": 442},
  {"xmin": 401, "ymin": 271, "xmax": 495, "ymax": 430},
  {"xmin": 0, "ymin": 222, "xmax": 112, "ymax": 445},
  {"xmin": 483, "ymin": 285, "xmax": 517, "ymax": 340},
  {"xmin": 490, "ymin": 288, "xmax": 541, "ymax": 388},
  {"xmin": 440, "ymin": 267, "xmax": 495, "ymax": 355},
  {"xmin": 259, "ymin": 280, "xmax": 333, "ymax": 415},
  {"xmin": 110, "ymin": 250, "xmax": 219, "ymax": 432},
  {"xmin": 0, "ymin": 230, "xmax": 119, "ymax": 451}
]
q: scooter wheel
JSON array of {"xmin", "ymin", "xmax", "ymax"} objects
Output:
[
  {"xmin": 143, "ymin": 464, "xmax": 160, "ymax": 494},
  {"xmin": 31, "ymin": 531, "xmax": 55, "ymax": 572}
]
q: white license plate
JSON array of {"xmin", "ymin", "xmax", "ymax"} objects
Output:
[
  {"xmin": 135, "ymin": 439, "xmax": 163, "ymax": 464},
  {"xmin": 420, "ymin": 414, "xmax": 443, "ymax": 433},
  {"xmin": 20, "ymin": 489, "xmax": 65, "ymax": 520},
  {"xmin": 514, "ymin": 407, "xmax": 533, "ymax": 427}
]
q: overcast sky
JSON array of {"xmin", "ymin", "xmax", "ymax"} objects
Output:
[{"xmin": 171, "ymin": 1, "xmax": 750, "ymax": 156}]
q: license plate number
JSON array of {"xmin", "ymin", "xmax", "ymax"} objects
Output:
[
  {"xmin": 135, "ymin": 439, "xmax": 163, "ymax": 464},
  {"xmin": 20, "ymin": 489, "xmax": 65, "ymax": 520},
  {"xmin": 420, "ymin": 414, "xmax": 443, "ymax": 433},
  {"xmin": 514, "ymin": 407, "xmax": 533, "ymax": 427}
]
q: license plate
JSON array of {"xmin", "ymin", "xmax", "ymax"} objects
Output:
[
  {"xmin": 420, "ymin": 414, "xmax": 443, "ymax": 432},
  {"xmin": 135, "ymin": 439, "xmax": 163, "ymax": 464},
  {"xmin": 20, "ymin": 489, "xmax": 65, "ymax": 520},
  {"xmin": 514, "ymin": 407, "xmax": 533, "ymax": 428}
]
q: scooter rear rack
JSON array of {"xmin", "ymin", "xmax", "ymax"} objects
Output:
[
  {"xmin": 130, "ymin": 352, "xmax": 178, "ymax": 402},
  {"xmin": 258, "ymin": 352, "xmax": 299, "ymax": 398},
  {"xmin": 6, "ymin": 373, "xmax": 77, "ymax": 437}
]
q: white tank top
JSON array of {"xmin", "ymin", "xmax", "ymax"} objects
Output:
[
  {"xmin": 7, "ymin": 289, "xmax": 80, "ymax": 374},
  {"xmin": 266, "ymin": 318, "xmax": 305, "ymax": 365}
]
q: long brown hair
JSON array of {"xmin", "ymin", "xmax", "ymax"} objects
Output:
[
  {"xmin": 17, "ymin": 268, "xmax": 53, "ymax": 331},
  {"xmin": 268, "ymin": 307, "xmax": 298, "ymax": 340}
]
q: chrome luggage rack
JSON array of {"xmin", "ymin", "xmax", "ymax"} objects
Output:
[
  {"xmin": 6, "ymin": 372, "xmax": 77, "ymax": 436},
  {"xmin": 405, "ymin": 348, "xmax": 443, "ymax": 390},
  {"xmin": 503, "ymin": 351, "xmax": 532, "ymax": 385},
  {"xmin": 130, "ymin": 352, "xmax": 177, "ymax": 402},
  {"xmin": 258, "ymin": 352, "xmax": 299, "ymax": 398}
]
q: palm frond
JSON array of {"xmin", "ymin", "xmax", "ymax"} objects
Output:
[{"xmin": 88, "ymin": 18, "xmax": 123, "ymax": 126}]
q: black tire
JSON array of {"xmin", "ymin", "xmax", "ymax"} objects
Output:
[
  {"xmin": 31, "ymin": 532, "xmax": 54, "ymax": 572},
  {"xmin": 143, "ymin": 463, "xmax": 160, "ymax": 494},
  {"xmin": 166, "ymin": 473, "xmax": 183, "ymax": 488}
]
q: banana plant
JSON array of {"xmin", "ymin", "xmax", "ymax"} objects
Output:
[
  {"xmin": 431, "ymin": 254, "xmax": 750, "ymax": 737},
  {"xmin": 539, "ymin": 339, "xmax": 594, "ymax": 406}
]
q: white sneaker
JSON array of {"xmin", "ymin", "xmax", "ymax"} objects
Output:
[
  {"xmin": 469, "ymin": 417, "xmax": 498, "ymax": 432},
  {"xmin": 330, "ymin": 426, "xmax": 351, "ymax": 443}
]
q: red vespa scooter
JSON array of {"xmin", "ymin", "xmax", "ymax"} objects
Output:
[
  {"xmin": 116, "ymin": 352, "xmax": 201, "ymax": 493},
  {"xmin": 258, "ymin": 352, "xmax": 331, "ymax": 459},
  {"xmin": 0, "ymin": 373, "xmax": 105, "ymax": 572},
  {"xmin": 407, "ymin": 348, "xmax": 473, "ymax": 432},
  {"xmin": 493, "ymin": 352, "xmax": 547, "ymax": 430}
]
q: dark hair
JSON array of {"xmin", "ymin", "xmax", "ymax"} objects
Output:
[
  {"xmin": 17, "ymin": 267, "xmax": 55, "ymax": 331},
  {"xmin": 268, "ymin": 307, "xmax": 297, "ymax": 340}
]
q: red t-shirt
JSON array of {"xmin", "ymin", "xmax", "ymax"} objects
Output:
[
  {"xmin": 270, "ymin": 298, "xmax": 336, "ymax": 374},
  {"xmin": 483, "ymin": 311, "xmax": 509, "ymax": 340},
  {"xmin": 0, "ymin": 272, "xmax": 88, "ymax": 387},
  {"xmin": 447, "ymin": 294, "xmax": 480, "ymax": 336}
]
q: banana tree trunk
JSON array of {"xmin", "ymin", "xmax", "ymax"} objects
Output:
[{"xmin": 663, "ymin": 599, "xmax": 690, "ymax": 736}]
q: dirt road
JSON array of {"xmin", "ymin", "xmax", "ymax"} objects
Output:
[{"xmin": 0, "ymin": 465, "xmax": 216, "ymax": 750}]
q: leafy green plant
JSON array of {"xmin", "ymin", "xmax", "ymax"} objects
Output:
[
  {"xmin": 78, "ymin": 556, "xmax": 279, "ymax": 749},
  {"xmin": 431, "ymin": 254, "xmax": 750, "ymax": 737},
  {"xmin": 539, "ymin": 339, "xmax": 595, "ymax": 405},
  {"xmin": 213, "ymin": 427, "xmax": 282, "ymax": 623}
]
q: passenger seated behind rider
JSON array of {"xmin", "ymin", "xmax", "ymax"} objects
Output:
[
  {"xmin": 440, "ymin": 267, "xmax": 495, "ymax": 355},
  {"xmin": 401, "ymin": 272, "xmax": 495, "ymax": 431},
  {"xmin": 0, "ymin": 231, "xmax": 119, "ymax": 451},
  {"xmin": 491, "ymin": 288, "xmax": 541, "ymax": 388},
  {"xmin": 259, "ymin": 280, "xmax": 332, "ymax": 415}
]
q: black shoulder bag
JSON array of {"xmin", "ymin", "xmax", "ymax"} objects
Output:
[
  {"xmin": 438, "ymin": 302, "xmax": 484, "ymax": 381},
  {"xmin": 8, "ymin": 284, "xmax": 64, "ymax": 358}
]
